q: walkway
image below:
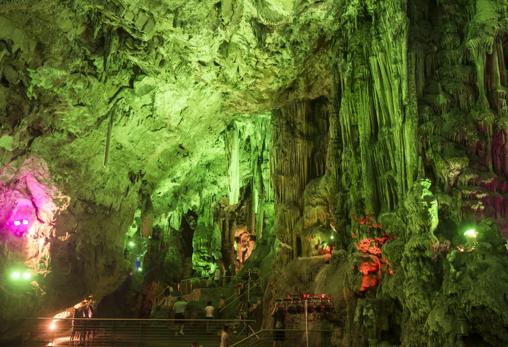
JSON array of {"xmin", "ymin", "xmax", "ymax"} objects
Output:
[{"xmin": 24, "ymin": 318, "xmax": 256, "ymax": 347}]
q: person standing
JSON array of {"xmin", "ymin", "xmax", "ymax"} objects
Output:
[
  {"xmin": 219, "ymin": 325, "xmax": 230, "ymax": 347},
  {"xmin": 173, "ymin": 297, "xmax": 188, "ymax": 335},
  {"xmin": 78, "ymin": 304, "xmax": 88, "ymax": 346},
  {"xmin": 217, "ymin": 295, "xmax": 225, "ymax": 319},
  {"xmin": 214, "ymin": 266, "xmax": 222, "ymax": 287},
  {"xmin": 85, "ymin": 296, "xmax": 96, "ymax": 342},
  {"xmin": 71, "ymin": 306, "xmax": 81, "ymax": 342},
  {"xmin": 204, "ymin": 301, "xmax": 215, "ymax": 332},
  {"xmin": 272, "ymin": 303, "xmax": 286, "ymax": 347}
]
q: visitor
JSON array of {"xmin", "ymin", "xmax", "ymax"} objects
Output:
[
  {"xmin": 173, "ymin": 296, "xmax": 188, "ymax": 335},
  {"xmin": 71, "ymin": 306, "xmax": 81, "ymax": 343},
  {"xmin": 219, "ymin": 325, "xmax": 231, "ymax": 347},
  {"xmin": 236, "ymin": 281, "xmax": 244, "ymax": 298},
  {"xmin": 85, "ymin": 296, "xmax": 96, "ymax": 343},
  {"xmin": 163, "ymin": 284, "xmax": 174, "ymax": 297},
  {"xmin": 272, "ymin": 303, "xmax": 286, "ymax": 347},
  {"xmin": 226, "ymin": 264, "xmax": 233, "ymax": 283},
  {"xmin": 204, "ymin": 300, "xmax": 215, "ymax": 332},
  {"xmin": 214, "ymin": 265, "xmax": 222, "ymax": 286},
  {"xmin": 218, "ymin": 295, "xmax": 225, "ymax": 318},
  {"xmin": 78, "ymin": 303, "xmax": 88, "ymax": 346},
  {"xmin": 251, "ymin": 298, "xmax": 263, "ymax": 329}
]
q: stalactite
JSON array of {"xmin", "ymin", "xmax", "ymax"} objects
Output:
[
  {"xmin": 497, "ymin": 38, "xmax": 507, "ymax": 86},
  {"xmin": 227, "ymin": 122, "xmax": 240, "ymax": 205},
  {"xmin": 471, "ymin": 45, "xmax": 491, "ymax": 109},
  {"xmin": 140, "ymin": 185, "xmax": 153, "ymax": 237}
]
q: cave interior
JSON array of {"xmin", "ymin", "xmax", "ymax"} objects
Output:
[{"xmin": 1, "ymin": 0, "xmax": 508, "ymax": 346}]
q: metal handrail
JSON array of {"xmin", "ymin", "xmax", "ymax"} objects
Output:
[
  {"xmin": 230, "ymin": 328, "xmax": 333, "ymax": 347},
  {"xmin": 28, "ymin": 317, "xmax": 257, "ymax": 347},
  {"xmin": 230, "ymin": 328, "xmax": 265, "ymax": 346},
  {"xmin": 219, "ymin": 277, "xmax": 262, "ymax": 313},
  {"xmin": 39, "ymin": 317, "xmax": 256, "ymax": 322},
  {"xmin": 154, "ymin": 274, "xmax": 237, "ymax": 300}
]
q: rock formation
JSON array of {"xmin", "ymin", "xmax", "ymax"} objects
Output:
[{"xmin": 1, "ymin": 0, "xmax": 508, "ymax": 345}]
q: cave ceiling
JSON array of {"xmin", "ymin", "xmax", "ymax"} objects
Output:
[{"xmin": 0, "ymin": 0, "xmax": 338, "ymax": 213}]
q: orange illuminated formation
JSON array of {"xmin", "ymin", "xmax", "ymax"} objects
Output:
[{"xmin": 351, "ymin": 215, "xmax": 394, "ymax": 292}]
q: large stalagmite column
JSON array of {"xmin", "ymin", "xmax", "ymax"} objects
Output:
[
  {"xmin": 271, "ymin": 98, "xmax": 329, "ymax": 260},
  {"xmin": 335, "ymin": 1, "xmax": 418, "ymax": 215}
]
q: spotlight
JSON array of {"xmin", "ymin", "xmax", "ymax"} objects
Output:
[
  {"xmin": 464, "ymin": 228, "xmax": 478, "ymax": 239},
  {"xmin": 22, "ymin": 271, "xmax": 32, "ymax": 280},
  {"xmin": 128, "ymin": 241, "xmax": 135, "ymax": 248},
  {"xmin": 330, "ymin": 235, "xmax": 335, "ymax": 240},
  {"xmin": 22, "ymin": 219, "xmax": 29, "ymax": 225},
  {"xmin": 137, "ymin": 267, "xmax": 143, "ymax": 272},
  {"xmin": 11, "ymin": 271, "xmax": 21, "ymax": 280},
  {"xmin": 13, "ymin": 220, "xmax": 21, "ymax": 226},
  {"xmin": 49, "ymin": 320, "xmax": 57, "ymax": 331}
]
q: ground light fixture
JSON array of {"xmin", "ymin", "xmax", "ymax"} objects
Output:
[
  {"xmin": 135, "ymin": 258, "xmax": 142, "ymax": 272},
  {"xmin": 464, "ymin": 228, "xmax": 478, "ymax": 239},
  {"xmin": 49, "ymin": 320, "xmax": 57, "ymax": 331},
  {"xmin": 330, "ymin": 235, "xmax": 335, "ymax": 240},
  {"xmin": 11, "ymin": 271, "xmax": 21, "ymax": 280},
  {"xmin": 128, "ymin": 241, "xmax": 135, "ymax": 248},
  {"xmin": 9, "ymin": 269, "xmax": 32, "ymax": 282}
]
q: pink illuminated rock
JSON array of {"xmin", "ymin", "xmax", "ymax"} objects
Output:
[
  {"xmin": 3, "ymin": 198, "xmax": 36, "ymax": 236},
  {"xmin": 0, "ymin": 157, "xmax": 69, "ymax": 254}
]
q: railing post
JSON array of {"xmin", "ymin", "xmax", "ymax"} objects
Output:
[
  {"xmin": 305, "ymin": 300, "xmax": 309, "ymax": 347},
  {"xmin": 247, "ymin": 270, "xmax": 251, "ymax": 304},
  {"xmin": 112, "ymin": 319, "xmax": 116, "ymax": 347},
  {"xmin": 138, "ymin": 320, "xmax": 142, "ymax": 346}
]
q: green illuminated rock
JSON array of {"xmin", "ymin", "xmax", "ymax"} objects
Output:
[{"xmin": 1, "ymin": 0, "xmax": 508, "ymax": 345}]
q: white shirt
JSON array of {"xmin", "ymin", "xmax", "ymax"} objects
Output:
[{"xmin": 204, "ymin": 305, "xmax": 215, "ymax": 318}]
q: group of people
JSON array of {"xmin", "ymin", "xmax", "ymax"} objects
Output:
[
  {"xmin": 172, "ymin": 295, "xmax": 226, "ymax": 334},
  {"xmin": 71, "ymin": 296, "xmax": 95, "ymax": 345},
  {"xmin": 172, "ymin": 296, "xmax": 230, "ymax": 347},
  {"xmin": 66, "ymin": 293, "xmax": 285, "ymax": 347}
]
